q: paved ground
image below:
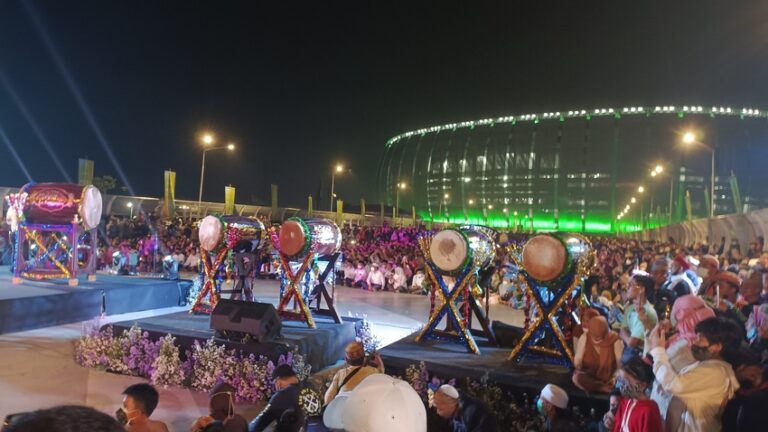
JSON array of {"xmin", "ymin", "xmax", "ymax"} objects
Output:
[{"xmin": 0, "ymin": 277, "xmax": 523, "ymax": 431}]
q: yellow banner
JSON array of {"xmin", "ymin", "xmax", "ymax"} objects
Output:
[
  {"xmin": 361, "ymin": 199, "xmax": 366, "ymax": 217},
  {"xmin": 336, "ymin": 199, "xmax": 344, "ymax": 224},
  {"xmin": 308, "ymin": 195, "xmax": 313, "ymax": 217},
  {"xmin": 225, "ymin": 186, "xmax": 236, "ymax": 215},
  {"xmin": 78, "ymin": 159, "xmax": 94, "ymax": 186},
  {"xmin": 164, "ymin": 170, "xmax": 176, "ymax": 218}
]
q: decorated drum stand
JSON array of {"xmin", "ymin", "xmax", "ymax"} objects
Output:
[
  {"xmin": 7, "ymin": 183, "xmax": 102, "ymax": 286},
  {"xmin": 415, "ymin": 226, "xmax": 498, "ymax": 354},
  {"xmin": 507, "ymin": 233, "xmax": 593, "ymax": 367},
  {"xmin": 190, "ymin": 216, "xmax": 266, "ymax": 314},
  {"xmin": 273, "ymin": 218, "xmax": 343, "ymax": 329}
]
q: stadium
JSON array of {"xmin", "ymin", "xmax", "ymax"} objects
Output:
[{"xmin": 378, "ymin": 105, "xmax": 768, "ymax": 233}]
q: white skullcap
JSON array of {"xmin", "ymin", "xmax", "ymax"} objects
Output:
[
  {"xmin": 437, "ymin": 384, "xmax": 459, "ymax": 399},
  {"xmin": 540, "ymin": 384, "xmax": 569, "ymax": 410}
]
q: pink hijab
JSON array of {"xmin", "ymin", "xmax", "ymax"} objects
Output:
[{"xmin": 669, "ymin": 294, "xmax": 715, "ymax": 346}]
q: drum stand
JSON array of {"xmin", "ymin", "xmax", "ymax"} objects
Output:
[
  {"xmin": 306, "ymin": 253, "xmax": 343, "ymax": 324},
  {"xmin": 13, "ymin": 222, "xmax": 80, "ymax": 286},
  {"xmin": 190, "ymin": 247, "xmax": 229, "ymax": 314},
  {"xmin": 507, "ymin": 272, "xmax": 579, "ymax": 366},
  {"xmin": 416, "ymin": 263, "xmax": 496, "ymax": 354},
  {"xmin": 276, "ymin": 252, "xmax": 318, "ymax": 328}
]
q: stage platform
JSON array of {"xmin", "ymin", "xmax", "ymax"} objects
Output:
[
  {"xmin": 379, "ymin": 332, "xmax": 608, "ymax": 408},
  {"xmin": 0, "ymin": 266, "xmax": 192, "ymax": 334},
  {"xmin": 109, "ymin": 312, "xmax": 357, "ymax": 373}
]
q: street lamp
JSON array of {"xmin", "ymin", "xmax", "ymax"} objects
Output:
[
  {"xmin": 126, "ymin": 202, "xmax": 134, "ymax": 219},
  {"xmin": 438, "ymin": 193, "xmax": 450, "ymax": 219},
  {"xmin": 395, "ymin": 182, "xmax": 407, "ymax": 223},
  {"xmin": 330, "ymin": 164, "xmax": 345, "ymax": 212},
  {"xmin": 197, "ymin": 132, "xmax": 235, "ymax": 213},
  {"xmin": 682, "ymin": 130, "xmax": 716, "ymax": 218}
]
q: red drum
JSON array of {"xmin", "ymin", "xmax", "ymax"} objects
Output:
[
  {"xmin": 198, "ymin": 215, "xmax": 265, "ymax": 252},
  {"xmin": 521, "ymin": 235, "xmax": 568, "ymax": 282},
  {"xmin": 278, "ymin": 218, "xmax": 341, "ymax": 258},
  {"xmin": 20, "ymin": 183, "xmax": 103, "ymax": 230}
]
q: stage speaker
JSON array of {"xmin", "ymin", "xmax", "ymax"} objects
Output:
[{"xmin": 210, "ymin": 299, "xmax": 282, "ymax": 343}]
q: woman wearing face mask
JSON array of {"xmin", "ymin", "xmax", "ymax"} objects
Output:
[{"xmin": 603, "ymin": 357, "xmax": 662, "ymax": 432}]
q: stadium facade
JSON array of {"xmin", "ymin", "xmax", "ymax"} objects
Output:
[{"xmin": 378, "ymin": 105, "xmax": 768, "ymax": 233}]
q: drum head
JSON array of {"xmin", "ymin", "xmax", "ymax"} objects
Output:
[
  {"xmin": 521, "ymin": 235, "xmax": 567, "ymax": 282},
  {"xmin": 198, "ymin": 216, "xmax": 224, "ymax": 252},
  {"xmin": 80, "ymin": 185, "xmax": 103, "ymax": 230},
  {"xmin": 279, "ymin": 220, "xmax": 307, "ymax": 257},
  {"xmin": 430, "ymin": 229, "xmax": 469, "ymax": 273}
]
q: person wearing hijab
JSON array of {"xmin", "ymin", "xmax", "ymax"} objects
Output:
[
  {"xmin": 572, "ymin": 316, "xmax": 623, "ymax": 394},
  {"xmin": 190, "ymin": 383, "xmax": 248, "ymax": 432}
]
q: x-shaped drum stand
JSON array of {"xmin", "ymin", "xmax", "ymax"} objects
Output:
[
  {"xmin": 190, "ymin": 247, "xmax": 229, "ymax": 314},
  {"xmin": 415, "ymin": 262, "xmax": 496, "ymax": 354},
  {"xmin": 276, "ymin": 251, "xmax": 344, "ymax": 328},
  {"xmin": 507, "ymin": 273, "xmax": 578, "ymax": 366}
]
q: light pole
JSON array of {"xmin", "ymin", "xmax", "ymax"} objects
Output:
[
  {"xmin": 330, "ymin": 164, "xmax": 344, "ymax": 212},
  {"xmin": 438, "ymin": 193, "xmax": 449, "ymax": 220},
  {"xmin": 395, "ymin": 182, "xmax": 407, "ymax": 224},
  {"xmin": 126, "ymin": 202, "xmax": 134, "ymax": 219},
  {"xmin": 683, "ymin": 131, "xmax": 715, "ymax": 218},
  {"xmin": 197, "ymin": 132, "xmax": 235, "ymax": 215}
]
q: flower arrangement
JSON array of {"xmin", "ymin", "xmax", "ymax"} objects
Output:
[
  {"xmin": 74, "ymin": 323, "xmax": 307, "ymax": 403},
  {"xmin": 355, "ymin": 319, "xmax": 381, "ymax": 354}
]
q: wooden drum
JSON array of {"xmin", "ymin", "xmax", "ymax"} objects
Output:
[
  {"xmin": 278, "ymin": 218, "xmax": 341, "ymax": 258},
  {"xmin": 198, "ymin": 215, "xmax": 266, "ymax": 253},
  {"xmin": 521, "ymin": 234, "xmax": 569, "ymax": 282},
  {"xmin": 430, "ymin": 226, "xmax": 496, "ymax": 275},
  {"xmin": 19, "ymin": 183, "xmax": 103, "ymax": 230}
]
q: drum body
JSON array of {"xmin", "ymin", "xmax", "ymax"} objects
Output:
[
  {"xmin": 430, "ymin": 226, "xmax": 497, "ymax": 275},
  {"xmin": 278, "ymin": 218, "xmax": 341, "ymax": 258},
  {"xmin": 521, "ymin": 234, "xmax": 569, "ymax": 282},
  {"xmin": 20, "ymin": 183, "xmax": 103, "ymax": 229},
  {"xmin": 198, "ymin": 215, "xmax": 265, "ymax": 253}
]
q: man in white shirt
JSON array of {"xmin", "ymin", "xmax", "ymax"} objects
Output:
[
  {"xmin": 366, "ymin": 263, "xmax": 385, "ymax": 291},
  {"xmin": 646, "ymin": 317, "xmax": 740, "ymax": 432}
]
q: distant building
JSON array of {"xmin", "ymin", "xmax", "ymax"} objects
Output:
[{"xmin": 378, "ymin": 105, "xmax": 768, "ymax": 233}]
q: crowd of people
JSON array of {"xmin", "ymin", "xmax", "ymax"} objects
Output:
[{"xmin": 4, "ymin": 209, "xmax": 768, "ymax": 431}]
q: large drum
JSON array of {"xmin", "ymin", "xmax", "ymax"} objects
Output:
[
  {"xmin": 430, "ymin": 226, "xmax": 497, "ymax": 275},
  {"xmin": 19, "ymin": 183, "xmax": 102, "ymax": 230},
  {"xmin": 521, "ymin": 234, "xmax": 570, "ymax": 282},
  {"xmin": 278, "ymin": 218, "xmax": 341, "ymax": 258},
  {"xmin": 198, "ymin": 215, "xmax": 266, "ymax": 253}
]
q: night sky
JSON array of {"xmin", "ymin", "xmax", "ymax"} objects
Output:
[{"xmin": 1, "ymin": 1, "xmax": 766, "ymax": 209}]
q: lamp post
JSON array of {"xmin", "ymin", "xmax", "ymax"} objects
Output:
[
  {"xmin": 683, "ymin": 131, "xmax": 715, "ymax": 218},
  {"xmin": 197, "ymin": 132, "xmax": 235, "ymax": 215},
  {"xmin": 126, "ymin": 202, "xmax": 134, "ymax": 219},
  {"xmin": 330, "ymin": 164, "xmax": 344, "ymax": 212},
  {"xmin": 395, "ymin": 182, "xmax": 407, "ymax": 224},
  {"xmin": 438, "ymin": 193, "xmax": 449, "ymax": 221}
]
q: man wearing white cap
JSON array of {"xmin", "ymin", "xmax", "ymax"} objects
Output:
[
  {"xmin": 538, "ymin": 384, "xmax": 578, "ymax": 432},
  {"xmin": 433, "ymin": 384, "xmax": 498, "ymax": 431}
]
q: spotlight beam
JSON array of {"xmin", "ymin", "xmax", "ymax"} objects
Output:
[
  {"xmin": 0, "ymin": 70, "xmax": 72, "ymax": 182},
  {"xmin": 0, "ymin": 124, "xmax": 33, "ymax": 182},
  {"xmin": 22, "ymin": 1, "xmax": 134, "ymax": 195}
]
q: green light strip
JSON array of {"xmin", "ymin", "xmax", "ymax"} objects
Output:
[{"xmin": 386, "ymin": 105, "xmax": 768, "ymax": 148}]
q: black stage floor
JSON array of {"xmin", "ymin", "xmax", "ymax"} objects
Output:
[
  {"xmin": 0, "ymin": 266, "xmax": 191, "ymax": 334},
  {"xmin": 109, "ymin": 312, "xmax": 357, "ymax": 373},
  {"xmin": 380, "ymin": 332, "xmax": 608, "ymax": 407}
]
